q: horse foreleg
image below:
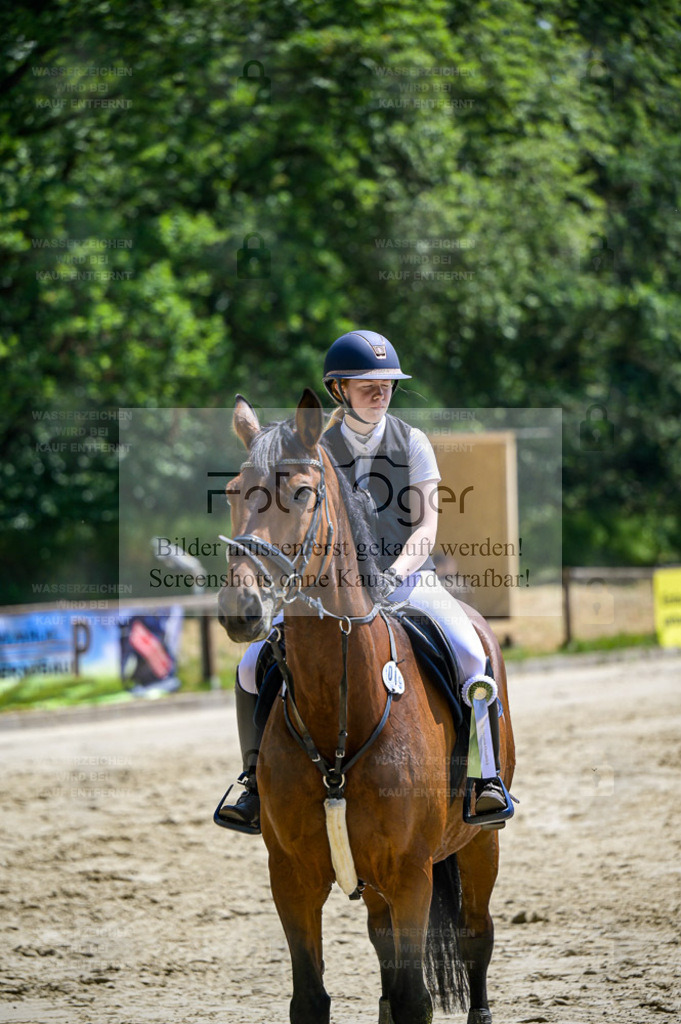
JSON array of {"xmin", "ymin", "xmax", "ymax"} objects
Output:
[
  {"xmin": 384, "ymin": 866, "xmax": 434, "ymax": 1024},
  {"xmin": 268, "ymin": 847, "xmax": 331, "ymax": 1024},
  {"xmin": 456, "ymin": 830, "xmax": 499, "ymax": 1024},
  {"xmin": 363, "ymin": 886, "xmax": 396, "ymax": 1023}
]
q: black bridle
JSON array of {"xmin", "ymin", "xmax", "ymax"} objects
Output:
[
  {"xmin": 218, "ymin": 442, "xmax": 397, "ymax": 821},
  {"xmin": 219, "ymin": 447, "xmax": 379, "ymax": 625}
]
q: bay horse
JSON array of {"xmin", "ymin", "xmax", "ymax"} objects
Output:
[{"xmin": 217, "ymin": 389, "xmax": 515, "ymax": 1024}]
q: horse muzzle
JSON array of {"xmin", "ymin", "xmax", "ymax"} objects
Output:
[{"xmin": 217, "ymin": 584, "xmax": 274, "ymax": 642}]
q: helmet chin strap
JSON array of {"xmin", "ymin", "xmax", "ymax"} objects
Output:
[{"xmin": 333, "ymin": 380, "xmax": 392, "ymax": 428}]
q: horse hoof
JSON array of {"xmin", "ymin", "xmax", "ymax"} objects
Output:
[
  {"xmin": 378, "ymin": 996, "xmax": 394, "ymax": 1024},
  {"xmin": 468, "ymin": 1010, "xmax": 492, "ymax": 1024}
]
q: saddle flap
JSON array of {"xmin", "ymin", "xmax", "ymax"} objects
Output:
[{"xmin": 253, "ymin": 636, "xmax": 286, "ymax": 731}]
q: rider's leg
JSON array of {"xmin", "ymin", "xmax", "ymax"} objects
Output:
[
  {"xmin": 215, "ymin": 610, "xmax": 285, "ymax": 830},
  {"xmin": 215, "ymin": 641, "xmax": 265, "ymax": 830},
  {"xmin": 395, "ymin": 572, "xmax": 506, "ymax": 812}
]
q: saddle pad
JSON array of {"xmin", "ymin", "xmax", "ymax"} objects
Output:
[
  {"xmin": 393, "ymin": 608, "xmax": 504, "ymax": 720},
  {"xmin": 253, "ymin": 638, "xmax": 285, "ymax": 731},
  {"xmin": 392, "ymin": 607, "xmax": 471, "ymax": 799}
]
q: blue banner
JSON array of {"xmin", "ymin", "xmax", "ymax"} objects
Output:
[{"xmin": 0, "ymin": 607, "xmax": 183, "ymax": 693}]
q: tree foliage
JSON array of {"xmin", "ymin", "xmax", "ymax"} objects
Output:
[{"xmin": 1, "ymin": 0, "xmax": 680, "ymax": 601}]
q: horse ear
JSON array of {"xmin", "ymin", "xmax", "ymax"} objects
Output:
[
  {"xmin": 233, "ymin": 394, "xmax": 260, "ymax": 449},
  {"xmin": 295, "ymin": 388, "xmax": 324, "ymax": 451}
]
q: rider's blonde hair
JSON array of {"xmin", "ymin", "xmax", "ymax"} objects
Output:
[
  {"xmin": 323, "ymin": 378, "xmax": 347, "ymax": 432},
  {"xmin": 323, "ymin": 406, "xmax": 345, "ymax": 432}
]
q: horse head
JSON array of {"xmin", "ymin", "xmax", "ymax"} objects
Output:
[{"xmin": 217, "ymin": 388, "xmax": 326, "ymax": 641}]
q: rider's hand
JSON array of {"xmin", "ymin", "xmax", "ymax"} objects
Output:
[{"xmin": 373, "ymin": 567, "xmax": 404, "ymax": 600}]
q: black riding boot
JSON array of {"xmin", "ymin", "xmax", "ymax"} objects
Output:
[
  {"xmin": 474, "ymin": 659, "xmax": 507, "ymax": 813},
  {"xmin": 474, "ymin": 700, "xmax": 506, "ymax": 812},
  {"xmin": 214, "ymin": 678, "xmax": 263, "ymax": 833}
]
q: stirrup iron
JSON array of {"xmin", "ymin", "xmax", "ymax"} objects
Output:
[
  {"xmin": 463, "ymin": 775, "xmax": 515, "ymax": 830},
  {"xmin": 213, "ymin": 773, "xmax": 261, "ymax": 835}
]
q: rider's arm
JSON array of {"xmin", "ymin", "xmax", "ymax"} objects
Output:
[{"xmin": 389, "ymin": 477, "xmax": 440, "ymax": 580}]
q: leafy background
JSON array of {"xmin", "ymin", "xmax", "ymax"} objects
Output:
[{"xmin": 1, "ymin": 0, "xmax": 680, "ymax": 603}]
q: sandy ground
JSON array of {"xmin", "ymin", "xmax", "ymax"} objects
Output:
[{"xmin": 1, "ymin": 650, "xmax": 680, "ymax": 1024}]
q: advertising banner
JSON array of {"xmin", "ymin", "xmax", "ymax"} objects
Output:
[
  {"xmin": 0, "ymin": 606, "xmax": 183, "ymax": 695},
  {"xmin": 653, "ymin": 568, "xmax": 681, "ymax": 648}
]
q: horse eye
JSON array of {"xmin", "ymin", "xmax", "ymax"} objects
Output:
[{"xmin": 292, "ymin": 486, "xmax": 315, "ymax": 505}]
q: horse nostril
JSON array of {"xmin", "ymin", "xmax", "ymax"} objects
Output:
[
  {"xmin": 237, "ymin": 591, "xmax": 262, "ymax": 625},
  {"xmin": 217, "ymin": 588, "xmax": 264, "ymax": 639}
]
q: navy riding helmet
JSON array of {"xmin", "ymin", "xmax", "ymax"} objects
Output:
[{"xmin": 322, "ymin": 330, "xmax": 411, "ymax": 407}]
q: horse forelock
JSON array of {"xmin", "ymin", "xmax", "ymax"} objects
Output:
[{"xmin": 247, "ymin": 418, "xmax": 308, "ymax": 474}]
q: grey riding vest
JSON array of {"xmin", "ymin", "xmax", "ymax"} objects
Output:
[{"xmin": 321, "ymin": 415, "xmax": 436, "ymax": 573}]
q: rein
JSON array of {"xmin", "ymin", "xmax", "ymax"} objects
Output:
[{"xmin": 219, "ymin": 445, "xmax": 397, "ymax": 800}]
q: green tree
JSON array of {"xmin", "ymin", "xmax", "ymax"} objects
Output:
[{"xmin": 1, "ymin": 0, "xmax": 680, "ymax": 602}]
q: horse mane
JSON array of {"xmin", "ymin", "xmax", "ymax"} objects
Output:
[
  {"xmin": 331, "ymin": 453, "xmax": 383, "ymax": 583},
  {"xmin": 249, "ymin": 416, "xmax": 382, "ymax": 588}
]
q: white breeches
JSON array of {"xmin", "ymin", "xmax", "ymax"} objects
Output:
[
  {"xmin": 395, "ymin": 570, "xmax": 487, "ymax": 678},
  {"xmin": 237, "ymin": 618, "xmax": 282, "ymax": 695},
  {"xmin": 237, "ymin": 570, "xmax": 487, "ymax": 695}
]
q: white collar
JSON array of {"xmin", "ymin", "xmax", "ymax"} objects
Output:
[{"xmin": 340, "ymin": 414, "xmax": 387, "ymax": 456}]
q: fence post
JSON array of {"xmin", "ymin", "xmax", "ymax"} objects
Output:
[
  {"xmin": 562, "ymin": 567, "xmax": 572, "ymax": 646},
  {"xmin": 199, "ymin": 613, "xmax": 216, "ymax": 687}
]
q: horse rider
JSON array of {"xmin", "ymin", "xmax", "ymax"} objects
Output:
[{"xmin": 216, "ymin": 329, "xmax": 507, "ymax": 832}]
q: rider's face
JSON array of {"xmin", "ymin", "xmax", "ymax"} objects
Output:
[{"xmin": 342, "ymin": 379, "xmax": 393, "ymax": 426}]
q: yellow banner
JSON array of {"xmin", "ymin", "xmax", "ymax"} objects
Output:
[{"xmin": 653, "ymin": 568, "xmax": 681, "ymax": 648}]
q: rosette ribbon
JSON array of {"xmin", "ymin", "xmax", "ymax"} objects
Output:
[{"xmin": 462, "ymin": 675, "xmax": 498, "ymax": 779}]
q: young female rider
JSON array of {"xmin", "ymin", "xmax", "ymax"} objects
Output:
[{"xmin": 216, "ymin": 330, "xmax": 506, "ymax": 832}]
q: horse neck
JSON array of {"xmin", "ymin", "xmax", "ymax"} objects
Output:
[
  {"xmin": 314, "ymin": 453, "xmax": 374, "ymax": 620},
  {"xmin": 283, "ymin": 458, "xmax": 389, "ymax": 750}
]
